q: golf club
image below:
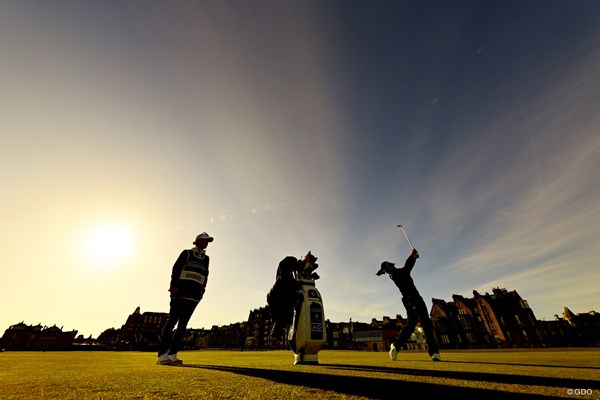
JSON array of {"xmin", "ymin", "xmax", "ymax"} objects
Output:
[{"xmin": 397, "ymin": 224, "xmax": 414, "ymax": 249}]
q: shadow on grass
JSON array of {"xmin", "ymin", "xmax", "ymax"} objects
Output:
[
  {"xmin": 321, "ymin": 363, "xmax": 600, "ymax": 390},
  {"xmin": 444, "ymin": 360, "xmax": 600, "ymax": 370},
  {"xmin": 182, "ymin": 364, "xmax": 568, "ymax": 399}
]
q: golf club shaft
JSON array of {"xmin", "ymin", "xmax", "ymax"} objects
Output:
[{"xmin": 397, "ymin": 225, "xmax": 414, "ymax": 249}]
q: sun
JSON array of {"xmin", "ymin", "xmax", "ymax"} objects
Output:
[{"xmin": 84, "ymin": 222, "xmax": 135, "ymax": 267}]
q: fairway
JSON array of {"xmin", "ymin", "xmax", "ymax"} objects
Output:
[{"xmin": 0, "ymin": 349, "xmax": 598, "ymax": 399}]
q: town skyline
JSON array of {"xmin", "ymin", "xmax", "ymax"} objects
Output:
[{"xmin": 3, "ymin": 285, "xmax": 596, "ymax": 340}]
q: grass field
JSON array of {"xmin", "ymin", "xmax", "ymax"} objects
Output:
[{"xmin": 0, "ymin": 348, "xmax": 598, "ymax": 399}]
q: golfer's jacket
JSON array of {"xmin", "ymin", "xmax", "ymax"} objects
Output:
[
  {"xmin": 170, "ymin": 249, "xmax": 210, "ymax": 302},
  {"xmin": 388, "ymin": 255, "xmax": 421, "ymax": 299}
]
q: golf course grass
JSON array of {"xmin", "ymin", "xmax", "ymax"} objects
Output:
[{"xmin": 0, "ymin": 348, "xmax": 598, "ymax": 399}]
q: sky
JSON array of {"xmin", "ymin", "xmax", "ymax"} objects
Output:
[{"xmin": 1, "ymin": 0, "xmax": 599, "ymax": 339}]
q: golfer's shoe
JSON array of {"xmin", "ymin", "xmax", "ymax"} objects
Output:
[
  {"xmin": 431, "ymin": 353, "xmax": 442, "ymax": 362},
  {"xmin": 168, "ymin": 353, "xmax": 183, "ymax": 365},
  {"xmin": 389, "ymin": 344, "xmax": 398, "ymax": 361},
  {"xmin": 156, "ymin": 353, "xmax": 172, "ymax": 365}
]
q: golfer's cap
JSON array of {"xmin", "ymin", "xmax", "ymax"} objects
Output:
[
  {"xmin": 376, "ymin": 261, "xmax": 395, "ymax": 276},
  {"xmin": 194, "ymin": 232, "xmax": 214, "ymax": 243}
]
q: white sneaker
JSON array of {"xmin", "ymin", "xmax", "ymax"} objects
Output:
[
  {"xmin": 156, "ymin": 353, "xmax": 172, "ymax": 365},
  {"xmin": 431, "ymin": 353, "xmax": 442, "ymax": 362},
  {"xmin": 389, "ymin": 344, "xmax": 398, "ymax": 361},
  {"xmin": 168, "ymin": 353, "xmax": 183, "ymax": 365}
]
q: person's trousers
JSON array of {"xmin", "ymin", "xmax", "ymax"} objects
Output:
[
  {"xmin": 158, "ymin": 297, "xmax": 198, "ymax": 356},
  {"xmin": 393, "ymin": 296, "xmax": 440, "ymax": 356}
]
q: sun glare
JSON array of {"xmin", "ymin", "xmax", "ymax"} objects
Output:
[{"xmin": 84, "ymin": 222, "xmax": 134, "ymax": 267}]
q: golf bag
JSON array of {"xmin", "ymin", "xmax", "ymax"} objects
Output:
[{"xmin": 288, "ymin": 278, "xmax": 326, "ymax": 364}]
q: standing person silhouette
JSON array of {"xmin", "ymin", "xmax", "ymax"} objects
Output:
[
  {"xmin": 156, "ymin": 232, "xmax": 213, "ymax": 365},
  {"xmin": 376, "ymin": 248, "xmax": 442, "ymax": 362},
  {"xmin": 267, "ymin": 255, "xmax": 301, "ymax": 340}
]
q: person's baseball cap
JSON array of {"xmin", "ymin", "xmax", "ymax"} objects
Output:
[
  {"xmin": 376, "ymin": 261, "xmax": 394, "ymax": 276},
  {"xmin": 194, "ymin": 232, "xmax": 214, "ymax": 244}
]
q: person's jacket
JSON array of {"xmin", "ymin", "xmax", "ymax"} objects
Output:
[
  {"xmin": 388, "ymin": 254, "xmax": 421, "ymax": 299},
  {"xmin": 170, "ymin": 249, "xmax": 210, "ymax": 302}
]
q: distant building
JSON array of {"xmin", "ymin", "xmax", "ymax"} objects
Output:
[
  {"xmin": 98, "ymin": 307, "xmax": 209, "ymax": 350},
  {"xmin": 431, "ymin": 288, "xmax": 545, "ymax": 349},
  {"xmin": 325, "ymin": 315, "xmax": 428, "ymax": 352},
  {"xmin": 0, "ymin": 322, "xmax": 77, "ymax": 350},
  {"xmin": 72, "ymin": 334, "xmax": 96, "ymax": 344},
  {"xmin": 118, "ymin": 306, "xmax": 169, "ymax": 350},
  {"xmin": 208, "ymin": 322, "xmax": 246, "ymax": 349},
  {"xmin": 246, "ymin": 307, "xmax": 273, "ymax": 349},
  {"xmin": 556, "ymin": 308, "xmax": 600, "ymax": 347},
  {"xmin": 432, "ymin": 296, "xmax": 495, "ymax": 349},
  {"xmin": 536, "ymin": 316, "xmax": 580, "ymax": 348},
  {"xmin": 473, "ymin": 288, "xmax": 544, "ymax": 348},
  {"xmin": 327, "ymin": 319, "xmax": 356, "ymax": 349}
]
